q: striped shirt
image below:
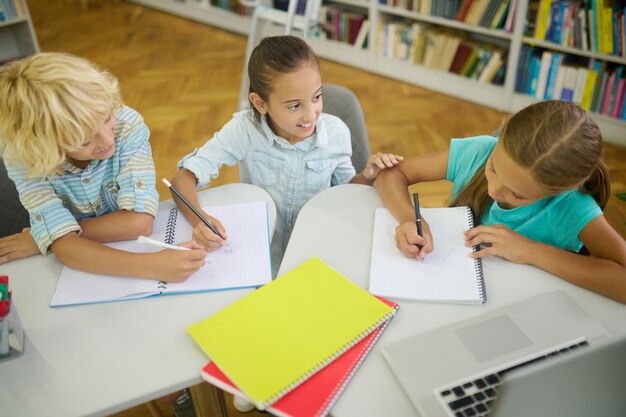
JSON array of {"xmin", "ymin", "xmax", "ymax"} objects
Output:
[{"xmin": 6, "ymin": 106, "xmax": 159, "ymax": 254}]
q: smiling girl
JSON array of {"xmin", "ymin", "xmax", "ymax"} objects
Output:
[
  {"xmin": 376, "ymin": 100, "xmax": 626, "ymax": 304},
  {"xmin": 171, "ymin": 35, "xmax": 402, "ymax": 273},
  {"xmin": 0, "ymin": 52, "xmax": 207, "ymax": 281}
]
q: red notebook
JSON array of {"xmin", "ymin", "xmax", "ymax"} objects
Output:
[{"xmin": 201, "ymin": 297, "xmax": 398, "ymax": 417}]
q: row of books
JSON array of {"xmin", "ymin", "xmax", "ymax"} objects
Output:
[
  {"xmin": 189, "ymin": 258, "xmax": 399, "ymax": 417},
  {"xmin": 378, "ymin": 0, "xmax": 517, "ymax": 32},
  {"xmin": 526, "ymin": 0, "xmax": 626, "ymax": 57},
  {"xmin": 318, "ymin": 5, "xmax": 370, "ymax": 48},
  {"xmin": 516, "ymin": 46, "xmax": 626, "ymax": 119},
  {"xmin": 377, "ymin": 21, "xmax": 507, "ymax": 84},
  {"xmin": 0, "ymin": 0, "xmax": 24, "ymax": 21}
]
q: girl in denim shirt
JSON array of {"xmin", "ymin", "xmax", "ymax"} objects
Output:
[{"xmin": 171, "ymin": 35, "xmax": 401, "ymax": 273}]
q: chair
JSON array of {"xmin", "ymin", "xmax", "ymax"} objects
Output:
[
  {"xmin": 322, "ymin": 84, "xmax": 371, "ymax": 173},
  {"xmin": 0, "ymin": 159, "xmax": 30, "ymax": 238},
  {"xmin": 237, "ymin": 0, "xmax": 322, "ymax": 109}
]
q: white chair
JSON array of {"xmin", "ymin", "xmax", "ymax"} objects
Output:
[{"xmin": 238, "ymin": 0, "xmax": 322, "ymax": 109}]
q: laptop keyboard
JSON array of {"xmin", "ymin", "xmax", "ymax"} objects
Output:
[{"xmin": 438, "ymin": 340, "xmax": 589, "ymax": 417}]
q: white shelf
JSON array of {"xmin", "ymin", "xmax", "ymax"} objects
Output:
[
  {"xmin": 0, "ymin": 0, "xmax": 39, "ymax": 62},
  {"xmin": 128, "ymin": 0, "xmax": 250, "ymax": 35},
  {"xmin": 126, "ymin": 0, "xmax": 626, "ymax": 146}
]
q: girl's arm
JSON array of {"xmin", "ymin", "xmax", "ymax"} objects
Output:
[
  {"xmin": 465, "ymin": 216, "xmax": 626, "ymax": 304},
  {"xmin": 350, "ymin": 153, "xmax": 403, "ymax": 185},
  {"xmin": 375, "ymin": 150, "xmax": 450, "ymax": 258},
  {"xmin": 78, "ymin": 210, "xmax": 154, "ymax": 242},
  {"xmin": 51, "ymin": 233, "xmax": 208, "ymax": 282},
  {"xmin": 170, "ymin": 168, "xmax": 226, "ymax": 250}
]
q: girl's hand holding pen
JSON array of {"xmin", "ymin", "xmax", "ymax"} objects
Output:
[
  {"xmin": 464, "ymin": 224, "xmax": 536, "ymax": 264},
  {"xmin": 192, "ymin": 213, "xmax": 227, "ymax": 251},
  {"xmin": 150, "ymin": 240, "xmax": 208, "ymax": 283},
  {"xmin": 395, "ymin": 220, "xmax": 434, "ymax": 260}
]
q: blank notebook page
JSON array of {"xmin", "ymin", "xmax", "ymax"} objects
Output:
[
  {"xmin": 154, "ymin": 201, "xmax": 271, "ymax": 293},
  {"xmin": 369, "ymin": 207, "xmax": 485, "ymax": 304}
]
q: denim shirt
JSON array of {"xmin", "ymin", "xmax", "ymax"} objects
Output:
[{"xmin": 179, "ymin": 109, "xmax": 356, "ymax": 273}]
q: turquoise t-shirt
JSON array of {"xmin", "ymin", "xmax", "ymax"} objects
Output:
[{"xmin": 446, "ymin": 135, "xmax": 602, "ymax": 252}]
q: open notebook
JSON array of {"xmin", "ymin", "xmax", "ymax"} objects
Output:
[
  {"xmin": 49, "ymin": 201, "xmax": 271, "ymax": 307},
  {"xmin": 369, "ymin": 207, "xmax": 486, "ymax": 304},
  {"xmin": 188, "ymin": 257, "xmax": 396, "ymax": 410},
  {"xmin": 201, "ymin": 297, "xmax": 399, "ymax": 417}
]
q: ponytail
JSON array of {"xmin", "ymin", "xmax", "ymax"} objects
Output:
[
  {"xmin": 449, "ymin": 161, "xmax": 492, "ymax": 223},
  {"xmin": 582, "ymin": 160, "xmax": 611, "ymax": 210}
]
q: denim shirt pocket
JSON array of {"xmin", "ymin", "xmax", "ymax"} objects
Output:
[
  {"xmin": 252, "ymin": 151, "xmax": 284, "ymax": 187},
  {"xmin": 304, "ymin": 158, "xmax": 336, "ymax": 193}
]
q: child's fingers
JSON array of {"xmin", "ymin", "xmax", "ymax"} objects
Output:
[{"xmin": 207, "ymin": 215, "xmax": 228, "ymax": 240}]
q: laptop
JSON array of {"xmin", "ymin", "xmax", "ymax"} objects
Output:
[
  {"xmin": 489, "ymin": 334, "xmax": 626, "ymax": 417},
  {"xmin": 382, "ymin": 291, "xmax": 609, "ymax": 417}
]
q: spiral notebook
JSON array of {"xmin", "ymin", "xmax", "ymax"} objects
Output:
[
  {"xmin": 50, "ymin": 201, "xmax": 272, "ymax": 307},
  {"xmin": 369, "ymin": 206, "xmax": 486, "ymax": 304},
  {"xmin": 201, "ymin": 297, "xmax": 399, "ymax": 417},
  {"xmin": 187, "ymin": 257, "xmax": 396, "ymax": 410}
]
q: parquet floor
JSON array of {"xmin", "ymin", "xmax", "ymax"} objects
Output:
[{"xmin": 24, "ymin": 1, "xmax": 626, "ymax": 416}]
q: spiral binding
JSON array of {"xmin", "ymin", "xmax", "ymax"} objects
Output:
[
  {"xmin": 156, "ymin": 207, "xmax": 180, "ymax": 293},
  {"xmin": 256, "ymin": 309, "xmax": 398, "ymax": 410},
  {"xmin": 317, "ymin": 303, "xmax": 399, "ymax": 417},
  {"xmin": 164, "ymin": 207, "xmax": 178, "ymax": 245},
  {"xmin": 467, "ymin": 207, "xmax": 487, "ymax": 303}
]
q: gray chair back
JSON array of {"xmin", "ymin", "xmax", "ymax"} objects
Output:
[
  {"xmin": 322, "ymin": 84, "xmax": 371, "ymax": 173},
  {"xmin": 0, "ymin": 159, "xmax": 30, "ymax": 237}
]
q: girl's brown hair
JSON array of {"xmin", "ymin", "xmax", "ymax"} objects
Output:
[
  {"xmin": 450, "ymin": 100, "xmax": 610, "ymax": 221},
  {"xmin": 247, "ymin": 35, "xmax": 320, "ymax": 122}
]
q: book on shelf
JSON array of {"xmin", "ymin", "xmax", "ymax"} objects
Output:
[
  {"xmin": 369, "ymin": 207, "xmax": 486, "ymax": 305},
  {"xmin": 544, "ymin": 52, "xmax": 562, "ymax": 99},
  {"xmin": 535, "ymin": 50, "xmax": 553, "ymax": 98},
  {"xmin": 590, "ymin": 59, "xmax": 607, "ymax": 110},
  {"xmin": 354, "ymin": 18, "xmax": 370, "ymax": 49},
  {"xmin": 49, "ymin": 201, "xmax": 272, "ymax": 307},
  {"xmin": 573, "ymin": 66, "xmax": 589, "ymax": 104},
  {"xmin": 187, "ymin": 257, "xmax": 397, "ymax": 409},
  {"xmin": 613, "ymin": 77, "xmax": 626, "ymax": 117},
  {"xmin": 581, "ymin": 64, "xmax": 599, "ymax": 110},
  {"xmin": 534, "ymin": 0, "xmax": 552, "ymax": 40},
  {"xmin": 201, "ymin": 297, "xmax": 399, "ymax": 417}
]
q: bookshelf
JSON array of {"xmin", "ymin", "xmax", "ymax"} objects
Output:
[
  {"xmin": 0, "ymin": 0, "xmax": 39, "ymax": 63},
  {"xmin": 126, "ymin": 0, "xmax": 626, "ymax": 145}
]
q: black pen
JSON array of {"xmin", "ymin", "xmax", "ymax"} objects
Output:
[
  {"xmin": 413, "ymin": 192, "xmax": 423, "ymax": 249},
  {"xmin": 162, "ymin": 178, "xmax": 225, "ymax": 240}
]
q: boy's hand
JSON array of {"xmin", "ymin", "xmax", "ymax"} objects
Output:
[
  {"xmin": 192, "ymin": 214, "xmax": 227, "ymax": 251},
  {"xmin": 0, "ymin": 228, "xmax": 40, "ymax": 264},
  {"xmin": 395, "ymin": 220, "xmax": 433, "ymax": 260},
  {"xmin": 464, "ymin": 224, "xmax": 535, "ymax": 264},
  {"xmin": 363, "ymin": 153, "xmax": 403, "ymax": 180},
  {"xmin": 151, "ymin": 241, "xmax": 208, "ymax": 282}
]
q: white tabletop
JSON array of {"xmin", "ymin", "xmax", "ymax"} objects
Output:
[
  {"xmin": 278, "ymin": 184, "xmax": 626, "ymax": 417},
  {"xmin": 0, "ymin": 183, "xmax": 276, "ymax": 417}
]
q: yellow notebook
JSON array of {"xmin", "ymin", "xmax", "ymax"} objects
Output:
[{"xmin": 187, "ymin": 257, "xmax": 395, "ymax": 409}]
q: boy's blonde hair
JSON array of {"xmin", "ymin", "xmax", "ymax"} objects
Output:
[{"xmin": 0, "ymin": 52, "xmax": 122, "ymax": 177}]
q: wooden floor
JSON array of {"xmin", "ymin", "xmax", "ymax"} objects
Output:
[{"xmin": 26, "ymin": 1, "xmax": 626, "ymax": 416}]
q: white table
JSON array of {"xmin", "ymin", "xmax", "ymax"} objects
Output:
[
  {"xmin": 0, "ymin": 183, "xmax": 276, "ymax": 417},
  {"xmin": 278, "ymin": 184, "xmax": 626, "ymax": 417}
]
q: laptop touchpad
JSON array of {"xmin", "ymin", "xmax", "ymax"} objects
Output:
[{"xmin": 455, "ymin": 315, "xmax": 533, "ymax": 363}]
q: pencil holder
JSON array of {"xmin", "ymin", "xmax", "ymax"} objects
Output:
[{"xmin": 0, "ymin": 296, "xmax": 25, "ymax": 362}]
